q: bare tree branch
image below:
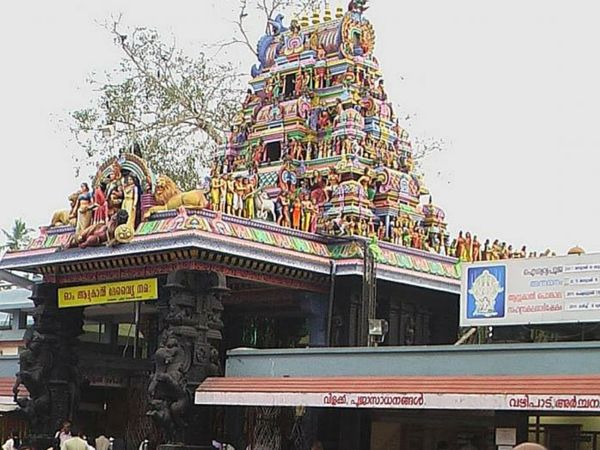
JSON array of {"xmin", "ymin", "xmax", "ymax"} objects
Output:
[{"xmin": 70, "ymin": 20, "xmax": 243, "ymax": 188}]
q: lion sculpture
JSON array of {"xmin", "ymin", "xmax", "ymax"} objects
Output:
[
  {"xmin": 144, "ymin": 175, "xmax": 208, "ymax": 219},
  {"xmin": 50, "ymin": 192, "xmax": 79, "ymax": 227}
]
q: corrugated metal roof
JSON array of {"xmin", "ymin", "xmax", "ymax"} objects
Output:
[
  {"xmin": 0, "ymin": 289, "xmax": 33, "ymax": 311},
  {"xmin": 198, "ymin": 375, "xmax": 600, "ymax": 395},
  {"xmin": 0, "ymin": 378, "xmax": 15, "ymax": 397}
]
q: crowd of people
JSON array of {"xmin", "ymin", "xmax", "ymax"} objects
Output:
[{"xmin": 1, "ymin": 421, "xmax": 134, "ymax": 450}]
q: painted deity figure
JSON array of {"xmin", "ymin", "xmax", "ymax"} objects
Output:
[
  {"xmin": 402, "ymin": 226, "xmax": 412, "ymax": 247},
  {"xmin": 501, "ymin": 242, "xmax": 510, "ymax": 259},
  {"xmin": 122, "ymin": 175, "xmax": 139, "ymax": 231},
  {"xmin": 210, "ymin": 174, "xmax": 226, "ymax": 212},
  {"xmin": 225, "ymin": 175, "xmax": 235, "ymax": 215},
  {"xmin": 243, "ymin": 177, "xmax": 257, "ymax": 219},
  {"xmin": 233, "ymin": 176, "xmax": 245, "ymax": 217},
  {"xmin": 76, "ymin": 210, "xmax": 129, "ymax": 249},
  {"xmin": 482, "ymin": 239, "xmax": 490, "ymax": 260},
  {"xmin": 243, "ymin": 88, "xmax": 255, "ymax": 108},
  {"xmin": 411, "ymin": 227, "xmax": 422, "ymax": 249},
  {"xmin": 318, "ymin": 109, "xmax": 331, "ymax": 131},
  {"xmin": 472, "ymin": 236, "xmax": 482, "ymax": 262},
  {"xmin": 264, "ymin": 77, "xmax": 274, "ymax": 102},
  {"xmin": 456, "ymin": 231, "xmax": 466, "ymax": 261},
  {"xmin": 377, "ymin": 222, "xmax": 387, "ymax": 241},
  {"xmin": 272, "ymin": 74, "xmax": 282, "ymax": 100},
  {"xmin": 74, "ymin": 183, "xmax": 93, "ymax": 237},
  {"xmin": 490, "ymin": 239, "xmax": 501, "ymax": 260},
  {"xmin": 278, "ymin": 190, "xmax": 291, "ymax": 227},
  {"xmin": 302, "ymin": 69, "xmax": 312, "ymax": 91},
  {"xmin": 335, "ymin": 99, "xmax": 344, "ymax": 120},
  {"xmin": 291, "ymin": 197, "xmax": 302, "ymax": 230},
  {"xmin": 464, "ymin": 232, "xmax": 473, "ymax": 262},
  {"xmin": 106, "ymin": 161, "xmax": 123, "ymax": 198},
  {"xmin": 376, "ymin": 79, "xmax": 387, "ymax": 101},
  {"xmin": 391, "ymin": 219, "xmax": 402, "ymax": 244},
  {"xmin": 294, "ymin": 70, "xmax": 304, "ymax": 97},
  {"xmin": 107, "ymin": 183, "xmax": 124, "ymax": 217},
  {"xmin": 92, "ymin": 182, "xmax": 108, "ymax": 224},
  {"xmin": 301, "ymin": 196, "xmax": 316, "ymax": 232},
  {"xmin": 315, "ymin": 46, "xmax": 327, "ymax": 89}
]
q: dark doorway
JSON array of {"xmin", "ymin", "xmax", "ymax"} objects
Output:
[
  {"xmin": 266, "ymin": 142, "xmax": 282, "ymax": 162},
  {"xmin": 284, "ymin": 74, "xmax": 296, "ymax": 99}
]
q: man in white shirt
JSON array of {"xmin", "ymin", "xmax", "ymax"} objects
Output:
[
  {"xmin": 513, "ymin": 444, "xmax": 547, "ymax": 450},
  {"xmin": 2, "ymin": 432, "xmax": 20, "ymax": 450},
  {"xmin": 61, "ymin": 429, "xmax": 88, "ymax": 450}
]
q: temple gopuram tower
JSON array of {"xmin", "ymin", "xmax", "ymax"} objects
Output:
[
  {"xmin": 212, "ymin": 0, "xmax": 448, "ymax": 251},
  {"xmin": 0, "ymin": 3, "xmax": 467, "ymax": 450}
]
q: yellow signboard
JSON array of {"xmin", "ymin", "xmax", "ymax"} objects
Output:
[{"xmin": 58, "ymin": 278, "xmax": 158, "ymax": 309}]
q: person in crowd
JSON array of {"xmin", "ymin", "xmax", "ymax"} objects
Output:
[
  {"xmin": 94, "ymin": 435, "xmax": 110, "ymax": 450},
  {"xmin": 2, "ymin": 431, "xmax": 20, "ymax": 450},
  {"xmin": 310, "ymin": 441, "xmax": 324, "ymax": 450},
  {"xmin": 55, "ymin": 422, "xmax": 72, "ymax": 448},
  {"xmin": 211, "ymin": 441, "xmax": 235, "ymax": 450},
  {"xmin": 61, "ymin": 428, "xmax": 88, "ymax": 450},
  {"xmin": 81, "ymin": 435, "xmax": 94, "ymax": 450},
  {"xmin": 513, "ymin": 444, "xmax": 547, "ymax": 450}
]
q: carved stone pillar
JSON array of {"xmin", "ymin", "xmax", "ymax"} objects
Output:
[
  {"xmin": 13, "ymin": 283, "xmax": 83, "ymax": 445},
  {"xmin": 147, "ymin": 270, "xmax": 227, "ymax": 446},
  {"xmin": 348, "ymin": 293, "xmax": 361, "ymax": 347},
  {"xmin": 301, "ymin": 293, "xmax": 328, "ymax": 347},
  {"xmin": 419, "ymin": 307, "xmax": 432, "ymax": 345},
  {"xmin": 387, "ymin": 302, "xmax": 400, "ymax": 346}
]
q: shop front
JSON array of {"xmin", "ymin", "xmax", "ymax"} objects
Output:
[
  {"xmin": 197, "ymin": 375, "xmax": 600, "ymax": 449},
  {"xmin": 195, "ymin": 345, "xmax": 600, "ymax": 450}
]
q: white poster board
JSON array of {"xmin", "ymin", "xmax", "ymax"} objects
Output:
[{"xmin": 461, "ymin": 253, "xmax": 600, "ymax": 326}]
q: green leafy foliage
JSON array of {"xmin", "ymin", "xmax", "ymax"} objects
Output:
[{"xmin": 1, "ymin": 219, "xmax": 34, "ymax": 251}]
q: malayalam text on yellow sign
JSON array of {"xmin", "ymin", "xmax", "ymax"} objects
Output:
[{"xmin": 58, "ymin": 278, "xmax": 158, "ymax": 308}]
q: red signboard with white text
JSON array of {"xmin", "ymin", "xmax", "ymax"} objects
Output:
[{"xmin": 196, "ymin": 391, "xmax": 600, "ymax": 412}]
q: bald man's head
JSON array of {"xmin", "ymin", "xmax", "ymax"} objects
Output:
[{"xmin": 513, "ymin": 444, "xmax": 547, "ymax": 450}]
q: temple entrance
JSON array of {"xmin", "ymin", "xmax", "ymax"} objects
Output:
[
  {"xmin": 76, "ymin": 298, "xmax": 158, "ymax": 449},
  {"xmin": 13, "ymin": 269, "xmax": 329, "ymax": 450}
]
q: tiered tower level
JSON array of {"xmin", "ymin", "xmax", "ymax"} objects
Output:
[{"xmin": 213, "ymin": 1, "xmax": 448, "ymax": 252}]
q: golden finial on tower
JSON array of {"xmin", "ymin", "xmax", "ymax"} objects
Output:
[
  {"xmin": 300, "ymin": 13, "xmax": 310, "ymax": 28},
  {"xmin": 335, "ymin": 5, "xmax": 344, "ymax": 19},
  {"xmin": 312, "ymin": 7, "xmax": 321, "ymax": 25},
  {"xmin": 324, "ymin": 2, "xmax": 332, "ymax": 21}
]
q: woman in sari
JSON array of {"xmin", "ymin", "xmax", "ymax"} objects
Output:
[
  {"xmin": 93, "ymin": 183, "xmax": 108, "ymax": 224},
  {"xmin": 291, "ymin": 197, "xmax": 302, "ymax": 230},
  {"xmin": 74, "ymin": 183, "xmax": 93, "ymax": 236},
  {"xmin": 122, "ymin": 176, "xmax": 139, "ymax": 230}
]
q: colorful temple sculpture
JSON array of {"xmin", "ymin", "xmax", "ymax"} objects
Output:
[
  {"xmin": 35, "ymin": 1, "xmax": 539, "ymax": 262},
  {"xmin": 213, "ymin": 0, "xmax": 450, "ymax": 254},
  {"xmin": 0, "ymin": 3, "xmax": 554, "ymax": 450}
]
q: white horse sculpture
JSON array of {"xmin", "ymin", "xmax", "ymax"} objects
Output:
[{"xmin": 255, "ymin": 191, "xmax": 276, "ymax": 222}]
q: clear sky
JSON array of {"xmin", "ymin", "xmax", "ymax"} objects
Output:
[{"xmin": 1, "ymin": 0, "xmax": 598, "ymax": 254}]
